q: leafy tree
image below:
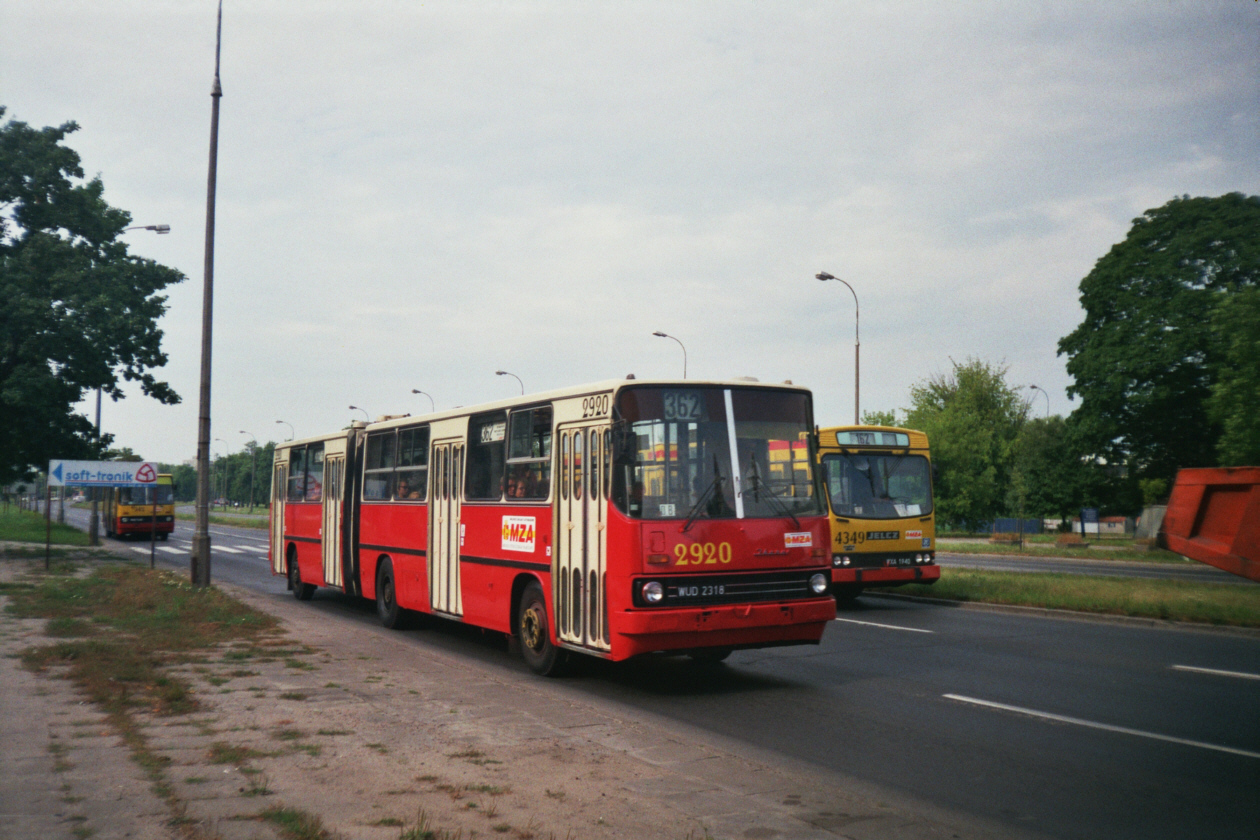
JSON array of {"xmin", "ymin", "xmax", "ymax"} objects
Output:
[
  {"xmin": 0, "ymin": 107, "xmax": 184, "ymax": 485},
  {"xmin": 904, "ymin": 358, "xmax": 1028, "ymax": 531},
  {"xmin": 861, "ymin": 409, "xmax": 898, "ymax": 427},
  {"xmin": 1207, "ymin": 284, "xmax": 1260, "ymax": 465},
  {"xmin": 1008, "ymin": 416, "xmax": 1101, "ymax": 522},
  {"xmin": 1058, "ymin": 193, "xmax": 1260, "ymax": 484}
]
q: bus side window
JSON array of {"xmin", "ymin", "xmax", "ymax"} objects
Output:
[
  {"xmin": 287, "ymin": 446, "xmax": 307, "ymax": 502},
  {"xmin": 466, "ymin": 412, "xmax": 507, "ymax": 501}
]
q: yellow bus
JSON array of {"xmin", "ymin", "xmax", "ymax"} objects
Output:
[
  {"xmin": 104, "ymin": 474, "xmax": 175, "ymax": 540},
  {"xmin": 816, "ymin": 425, "xmax": 939, "ymax": 604}
]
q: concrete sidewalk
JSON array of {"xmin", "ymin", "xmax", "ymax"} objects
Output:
[{"xmin": 1, "ymin": 551, "xmax": 1033, "ymax": 840}]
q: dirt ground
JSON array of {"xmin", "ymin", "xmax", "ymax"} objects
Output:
[{"xmin": 0, "ymin": 549, "xmax": 1022, "ymax": 840}]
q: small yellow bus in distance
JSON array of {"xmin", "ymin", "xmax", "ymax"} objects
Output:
[
  {"xmin": 104, "ymin": 473, "xmax": 175, "ymax": 540},
  {"xmin": 816, "ymin": 425, "xmax": 939, "ymax": 604}
]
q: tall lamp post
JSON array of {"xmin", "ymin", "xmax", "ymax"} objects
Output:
[
  {"xmin": 275, "ymin": 420, "xmax": 293, "ymax": 441},
  {"xmin": 652, "ymin": 331, "xmax": 687, "ymax": 379},
  {"xmin": 816, "ymin": 271, "xmax": 860, "ymax": 424},
  {"xmin": 214, "ymin": 438, "xmax": 227, "ymax": 510},
  {"xmin": 411, "ymin": 389, "xmax": 435, "ymax": 413},
  {"xmin": 239, "ymin": 431, "xmax": 257, "ymax": 513},
  {"xmin": 496, "ymin": 371, "xmax": 524, "ymax": 395},
  {"xmin": 349, "ymin": 405, "xmax": 369, "ymax": 422},
  {"xmin": 1028, "ymin": 385, "xmax": 1050, "ymax": 418},
  {"xmin": 192, "ymin": 1, "xmax": 224, "ymax": 587}
]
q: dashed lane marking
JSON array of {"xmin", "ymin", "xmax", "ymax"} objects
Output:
[
  {"xmin": 833, "ymin": 617, "xmax": 933, "ymax": 633},
  {"xmin": 1172, "ymin": 664, "xmax": 1260, "ymax": 681},
  {"xmin": 943, "ymin": 693, "xmax": 1260, "ymax": 760}
]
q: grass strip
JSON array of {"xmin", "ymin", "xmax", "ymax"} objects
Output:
[
  {"xmin": 174, "ymin": 512, "xmax": 268, "ymax": 530},
  {"xmin": 897, "ymin": 568, "xmax": 1260, "ymax": 627},
  {"xmin": 940, "ymin": 540, "xmax": 1189, "ymax": 564},
  {"xmin": 0, "ymin": 507, "xmax": 91, "ymax": 546}
]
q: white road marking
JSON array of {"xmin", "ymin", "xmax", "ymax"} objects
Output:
[
  {"xmin": 1172, "ymin": 664, "xmax": 1260, "ymax": 681},
  {"xmin": 238, "ymin": 545, "xmax": 268, "ymax": 553},
  {"xmin": 215, "ymin": 547, "xmax": 244, "ymax": 554},
  {"xmin": 157, "ymin": 547, "xmax": 183, "ymax": 555},
  {"xmin": 129, "ymin": 547, "xmax": 151, "ymax": 555},
  {"xmin": 943, "ymin": 693, "xmax": 1260, "ymax": 760},
  {"xmin": 833, "ymin": 618, "xmax": 933, "ymax": 633}
]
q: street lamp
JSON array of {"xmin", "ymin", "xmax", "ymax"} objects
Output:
[
  {"xmin": 349, "ymin": 405, "xmax": 369, "ymax": 422},
  {"xmin": 1028, "ymin": 385, "xmax": 1050, "ymax": 418},
  {"xmin": 123, "ymin": 224, "xmax": 171, "ymax": 234},
  {"xmin": 411, "ymin": 389, "xmax": 435, "ymax": 413},
  {"xmin": 275, "ymin": 420, "xmax": 294, "ymax": 441},
  {"xmin": 652, "ymin": 332, "xmax": 687, "ymax": 379},
  {"xmin": 816, "ymin": 271, "xmax": 860, "ymax": 424},
  {"xmin": 239, "ymin": 430, "xmax": 257, "ymax": 513},
  {"xmin": 496, "ymin": 371, "xmax": 524, "ymax": 395}
]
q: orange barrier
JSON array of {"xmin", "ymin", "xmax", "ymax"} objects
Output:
[{"xmin": 1158, "ymin": 467, "xmax": 1260, "ymax": 582}]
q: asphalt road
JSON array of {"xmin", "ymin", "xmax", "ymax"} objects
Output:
[{"xmin": 58, "ymin": 509, "xmax": 1260, "ymax": 840}]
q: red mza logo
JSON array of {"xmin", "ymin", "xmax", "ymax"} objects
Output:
[
  {"xmin": 905, "ymin": 530, "xmax": 923, "ymax": 539},
  {"xmin": 501, "ymin": 515, "xmax": 536, "ymax": 553},
  {"xmin": 784, "ymin": 532, "xmax": 813, "ymax": 548}
]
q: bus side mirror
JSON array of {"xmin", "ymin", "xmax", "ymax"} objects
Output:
[{"xmin": 932, "ymin": 463, "xmax": 940, "ymax": 486}]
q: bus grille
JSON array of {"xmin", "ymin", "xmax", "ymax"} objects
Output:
[{"xmin": 631, "ymin": 570, "xmax": 822, "ymax": 608}]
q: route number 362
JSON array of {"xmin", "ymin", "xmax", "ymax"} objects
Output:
[{"xmin": 673, "ymin": 542, "xmax": 733, "ymax": 565}]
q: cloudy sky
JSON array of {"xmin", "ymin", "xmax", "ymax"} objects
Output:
[{"xmin": 3, "ymin": 1, "xmax": 1257, "ymax": 464}]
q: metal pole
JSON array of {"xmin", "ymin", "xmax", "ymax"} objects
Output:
[
  {"xmin": 89, "ymin": 387, "xmax": 101, "ymax": 546},
  {"xmin": 45, "ymin": 485, "xmax": 51, "ymax": 571},
  {"xmin": 192, "ymin": 1, "xmax": 223, "ymax": 587}
]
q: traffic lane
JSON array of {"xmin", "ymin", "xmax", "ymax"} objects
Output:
[
  {"xmin": 563, "ymin": 600, "xmax": 1259, "ymax": 840},
  {"xmin": 937, "ymin": 551, "xmax": 1247, "ymax": 584}
]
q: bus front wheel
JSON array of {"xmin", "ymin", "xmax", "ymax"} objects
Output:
[{"xmin": 518, "ymin": 582, "xmax": 565, "ymax": 677}]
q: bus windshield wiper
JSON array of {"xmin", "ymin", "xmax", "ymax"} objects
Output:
[
  {"xmin": 746, "ymin": 452, "xmax": 799, "ymax": 529},
  {"xmin": 682, "ymin": 456, "xmax": 723, "ymax": 533}
]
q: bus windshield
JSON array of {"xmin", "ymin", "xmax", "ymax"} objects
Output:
[
  {"xmin": 612, "ymin": 387, "xmax": 822, "ymax": 521},
  {"xmin": 118, "ymin": 485, "xmax": 174, "ymax": 505},
  {"xmin": 821, "ymin": 453, "xmax": 932, "ymax": 519}
]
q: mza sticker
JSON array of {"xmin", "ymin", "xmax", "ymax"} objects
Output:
[
  {"xmin": 905, "ymin": 530, "xmax": 923, "ymax": 539},
  {"xmin": 501, "ymin": 516, "xmax": 536, "ymax": 552},
  {"xmin": 784, "ymin": 532, "xmax": 813, "ymax": 548}
]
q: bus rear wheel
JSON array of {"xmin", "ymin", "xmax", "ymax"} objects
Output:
[
  {"xmin": 288, "ymin": 552, "xmax": 315, "ymax": 601},
  {"xmin": 376, "ymin": 558, "xmax": 407, "ymax": 629},
  {"xmin": 518, "ymin": 581, "xmax": 564, "ymax": 677}
]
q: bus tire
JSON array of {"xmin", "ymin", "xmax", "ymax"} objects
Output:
[
  {"xmin": 834, "ymin": 584, "xmax": 864, "ymax": 608},
  {"xmin": 518, "ymin": 581, "xmax": 565, "ymax": 677},
  {"xmin": 289, "ymin": 551, "xmax": 315, "ymax": 601},
  {"xmin": 376, "ymin": 558, "xmax": 407, "ymax": 629}
]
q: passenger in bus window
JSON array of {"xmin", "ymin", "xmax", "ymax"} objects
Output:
[{"xmin": 397, "ymin": 476, "xmax": 420, "ymax": 500}]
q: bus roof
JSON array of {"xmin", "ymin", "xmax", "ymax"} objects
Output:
[
  {"xmin": 817, "ymin": 424, "xmax": 929, "ymax": 451},
  {"xmin": 278, "ymin": 377, "xmax": 813, "ymax": 446}
]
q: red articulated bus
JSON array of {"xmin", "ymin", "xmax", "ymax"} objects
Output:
[{"xmin": 269, "ymin": 378, "xmax": 835, "ymax": 674}]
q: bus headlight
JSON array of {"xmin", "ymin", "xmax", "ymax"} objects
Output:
[
  {"xmin": 809, "ymin": 573, "xmax": 828, "ymax": 594},
  {"xmin": 832, "ymin": 554, "xmax": 843, "ymax": 567},
  {"xmin": 641, "ymin": 581, "xmax": 664, "ymax": 604}
]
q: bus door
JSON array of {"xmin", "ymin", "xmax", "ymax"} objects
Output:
[
  {"xmin": 270, "ymin": 461, "xmax": 287, "ymax": 575},
  {"xmin": 321, "ymin": 454, "xmax": 345, "ymax": 589},
  {"xmin": 428, "ymin": 440, "xmax": 464, "ymax": 617},
  {"xmin": 555, "ymin": 422, "xmax": 611, "ymax": 652}
]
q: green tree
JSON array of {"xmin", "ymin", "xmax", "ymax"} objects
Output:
[
  {"xmin": 904, "ymin": 358, "xmax": 1028, "ymax": 531},
  {"xmin": 1058, "ymin": 193, "xmax": 1260, "ymax": 485},
  {"xmin": 861, "ymin": 409, "xmax": 898, "ymax": 427},
  {"xmin": 1207, "ymin": 285, "xmax": 1260, "ymax": 465},
  {"xmin": 1008, "ymin": 416, "xmax": 1100, "ymax": 522},
  {"xmin": 0, "ymin": 107, "xmax": 184, "ymax": 484}
]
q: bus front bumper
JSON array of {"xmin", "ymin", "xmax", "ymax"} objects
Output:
[
  {"xmin": 832, "ymin": 565, "xmax": 940, "ymax": 586},
  {"xmin": 612, "ymin": 597, "xmax": 836, "ymax": 659}
]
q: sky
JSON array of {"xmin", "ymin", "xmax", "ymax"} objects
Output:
[{"xmin": 3, "ymin": 1, "xmax": 1257, "ymax": 465}]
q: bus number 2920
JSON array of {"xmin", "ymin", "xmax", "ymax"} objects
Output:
[{"xmin": 581, "ymin": 395, "xmax": 610, "ymax": 418}]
